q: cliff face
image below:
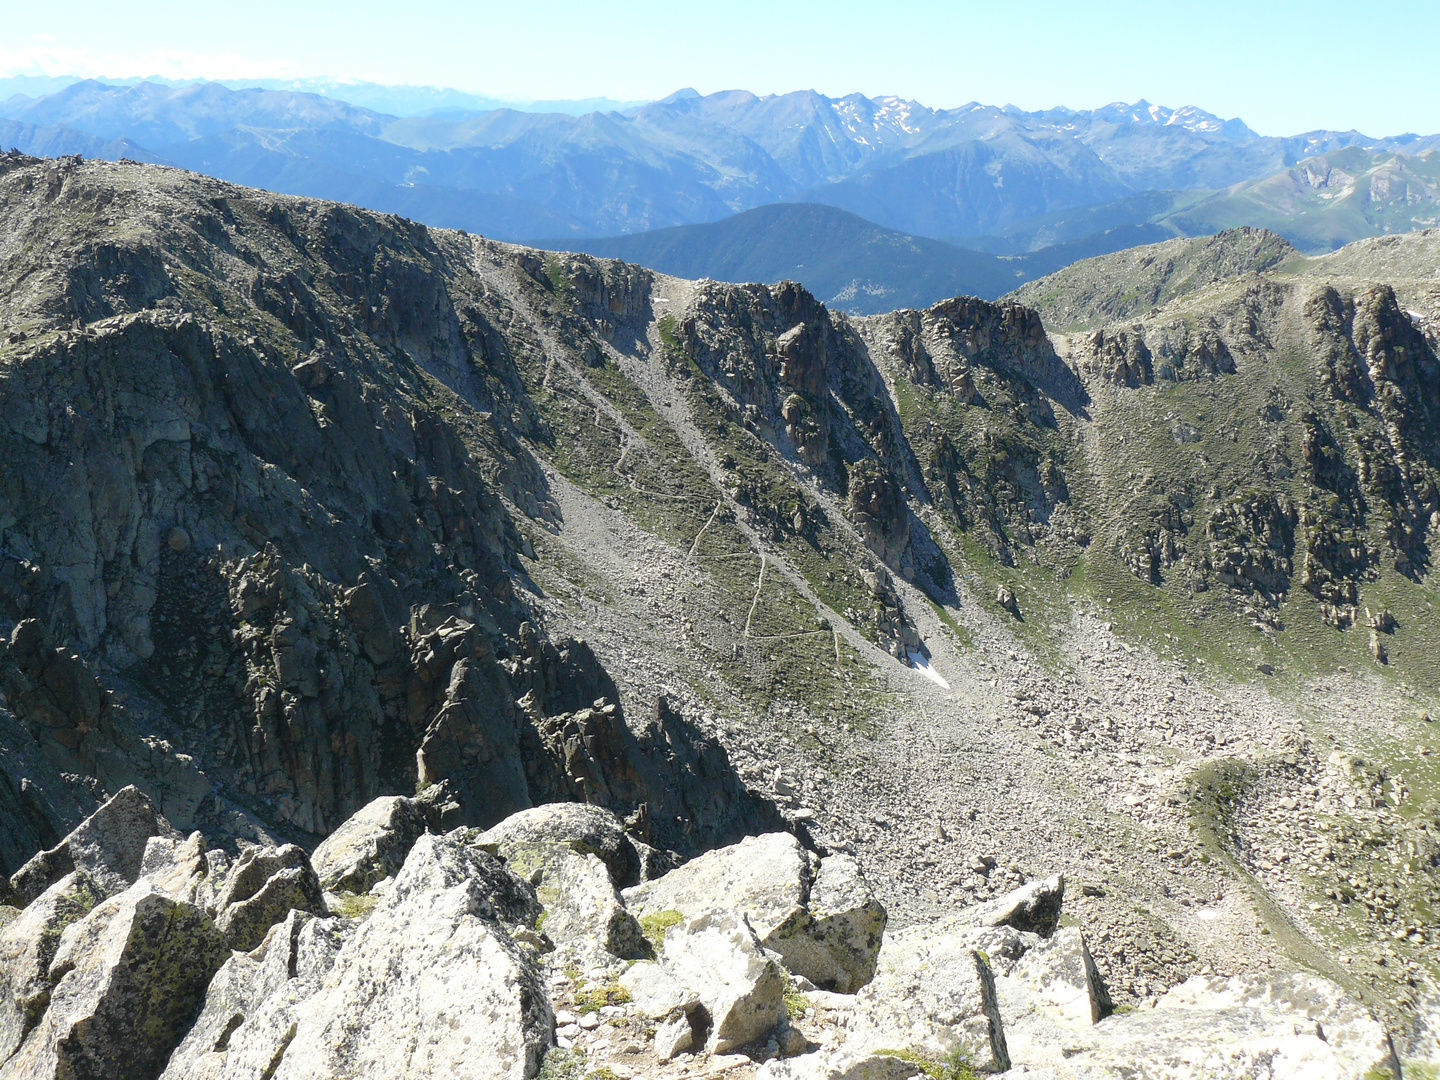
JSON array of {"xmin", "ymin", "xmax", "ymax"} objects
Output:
[{"xmin": 0, "ymin": 153, "xmax": 778, "ymax": 856}]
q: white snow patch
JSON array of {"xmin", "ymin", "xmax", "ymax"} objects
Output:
[{"xmin": 908, "ymin": 650, "xmax": 951, "ymax": 689}]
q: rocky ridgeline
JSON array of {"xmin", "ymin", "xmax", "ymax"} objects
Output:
[
  {"xmin": 0, "ymin": 787, "xmax": 1404, "ymax": 1079},
  {"xmin": 0, "ymin": 155, "xmax": 1438, "ymax": 1075}
]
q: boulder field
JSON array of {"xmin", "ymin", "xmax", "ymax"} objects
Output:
[{"xmin": 0, "ymin": 786, "xmax": 1402, "ymax": 1080}]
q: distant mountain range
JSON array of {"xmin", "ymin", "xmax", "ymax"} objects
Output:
[
  {"xmin": 543, "ymin": 203, "xmax": 1172, "ymax": 314},
  {"xmin": 1, "ymin": 77, "xmax": 1437, "ymax": 308},
  {"xmin": 0, "ymin": 74, "xmax": 643, "ymax": 118},
  {"xmin": 4, "ymin": 80, "xmax": 1437, "ymax": 241}
]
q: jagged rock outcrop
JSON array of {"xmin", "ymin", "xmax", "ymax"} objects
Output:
[
  {"xmin": 0, "ymin": 872, "xmax": 103, "ymax": 1063},
  {"xmin": 0, "ymin": 881, "xmax": 228, "ymax": 1080},
  {"xmin": 479, "ymin": 802, "xmax": 648, "ymax": 888},
  {"xmin": 0, "ymin": 781, "xmax": 1409, "ymax": 1080},
  {"xmin": 655, "ymin": 909, "xmax": 786, "ymax": 1054},
  {"xmin": 7, "ymin": 785, "xmax": 179, "ymax": 906},
  {"xmin": 0, "ymin": 154, "xmax": 782, "ymax": 865},
  {"xmin": 1047, "ymin": 972, "xmax": 1401, "ymax": 1079},
  {"xmin": 267, "ymin": 831, "xmax": 551, "ymax": 1080},
  {"xmin": 488, "ymin": 835, "xmax": 646, "ymax": 961},
  {"xmin": 210, "ymin": 843, "xmax": 326, "ymax": 951},
  {"xmin": 847, "ymin": 922, "xmax": 1011, "ymax": 1073},
  {"xmin": 160, "ymin": 909, "xmax": 348, "ymax": 1080}
]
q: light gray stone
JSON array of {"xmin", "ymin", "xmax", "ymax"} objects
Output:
[
  {"xmin": 618, "ymin": 961, "xmax": 699, "ymax": 1019},
  {"xmin": 0, "ymin": 872, "xmax": 103, "ymax": 1063},
  {"xmin": 0, "ymin": 880, "xmax": 227, "ymax": 1080},
  {"xmin": 624, "ymin": 833, "xmax": 809, "ymax": 943},
  {"xmin": 951, "ymin": 874, "xmax": 1065, "ymax": 937},
  {"xmin": 654, "ymin": 1013, "xmax": 695, "ymax": 1061},
  {"xmin": 1010, "ymin": 926, "xmax": 1110, "ymax": 1025},
  {"xmin": 264, "ymin": 832, "xmax": 551, "ymax": 1080},
  {"xmin": 1044, "ymin": 972, "xmax": 1401, "ymax": 1079},
  {"xmin": 768, "ymin": 853, "xmax": 885, "ymax": 993},
  {"xmin": 848, "ymin": 922, "xmax": 1010, "ymax": 1073},
  {"xmin": 212, "ymin": 844, "xmax": 326, "ymax": 952},
  {"xmin": 758, "ymin": 1050, "xmax": 926, "ymax": 1080},
  {"xmin": 624, "ymin": 834, "xmax": 886, "ymax": 992},
  {"xmin": 310, "ymin": 795, "xmax": 429, "ymax": 893},
  {"xmin": 487, "ymin": 839, "xmax": 646, "ymax": 960},
  {"xmin": 481, "ymin": 803, "xmax": 641, "ymax": 888},
  {"xmin": 8, "ymin": 785, "xmax": 181, "ymax": 906},
  {"xmin": 159, "ymin": 909, "xmax": 349, "ymax": 1080},
  {"xmin": 660, "ymin": 910, "xmax": 785, "ymax": 1054}
]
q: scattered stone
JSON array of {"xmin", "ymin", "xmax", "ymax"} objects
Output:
[{"xmin": 654, "ymin": 1012, "xmax": 695, "ymax": 1061}]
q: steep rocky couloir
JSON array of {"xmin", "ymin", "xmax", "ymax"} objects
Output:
[{"xmin": 0, "ymin": 152, "xmax": 778, "ymax": 862}]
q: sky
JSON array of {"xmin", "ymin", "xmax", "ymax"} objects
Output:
[{"xmin": 1, "ymin": 0, "xmax": 1435, "ymax": 136}]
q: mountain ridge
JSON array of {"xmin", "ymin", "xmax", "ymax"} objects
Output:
[
  {"xmin": 0, "ymin": 158, "xmax": 1438, "ymax": 1066},
  {"xmin": 4, "ymin": 79, "xmax": 1436, "ymax": 246}
]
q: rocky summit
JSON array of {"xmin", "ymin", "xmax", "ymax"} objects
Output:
[{"xmin": 0, "ymin": 152, "xmax": 1436, "ymax": 1078}]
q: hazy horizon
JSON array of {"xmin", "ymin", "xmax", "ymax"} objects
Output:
[{"xmin": 3, "ymin": 0, "xmax": 1437, "ymax": 138}]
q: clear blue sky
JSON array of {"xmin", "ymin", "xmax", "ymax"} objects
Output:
[{"xmin": 2, "ymin": 0, "xmax": 1435, "ymax": 136}]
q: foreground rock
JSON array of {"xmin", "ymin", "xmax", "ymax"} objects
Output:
[
  {"xmin": 489, "ymin": 836, "xmax": 646, "ymax": 961},
  {"xmin": 0, "ymin": 872, "xmax": 103, "ymax": 1063},
  {"xmin": 195, "ymin": 831, "xmax": 552, "ymax": 1080},
  {"xmin": 1044, "ymin": 972, "xmax": 1402, "ymax": 1079},
  {"xmin": 657, "ymin": 909, "xmax": 786, "ymax": 1053},
  {"xmin": 624, "ymin": 832, "xmax": 885, "ymax": 991},
  {"xmin": 210, "ymin": 843, "xmax": 327, "ymax": 951},
  {"xmin": 949, "ymin": 873, "xmax": 1065, "ymax": 937},
  {"xmin": 847, "ymin": 921, "xmax": 1012, "ymax": 1073},
  {"xmin": 160, "ymin": 909, "xmax": 349, "ymax": 1080},
  {"xmin": 310, "ymin": 794, "xmax": 429, "ymax": 893},
  {"xmin": 758, "ymin": 1050, "xmax": 925, "ymax": 1080},
  {"xmin": 0, "ymin": 881, "xmax": 227, "ymax": 1080},
  {"xmin": 480, "ymin": 802, "xmax": 647, "ymax": 888},
  {"xmin": 6, "ymin": 786, "xmax": 180, "ymax": 906}
]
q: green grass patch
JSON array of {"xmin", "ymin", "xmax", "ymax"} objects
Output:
[
  {"xmin": 874, "ymin": 1047, "xmax": 980, "ymax": 1080},
  {"xmin": 639, "ymin": 909, "xmax": 685, "ymax": 952},
  {"xmin": 330, "ymin": 892, "xmax": 381, "ymax": 920},
  {"xmin": 539, "ymin": 1048, "xmax": 587, "ymax": 1080},
  {"xmin": 575, "ymin": 981, "xmax": 631, "ymax": 1014},
  {"xmin": 783, "ymin": 980, "xmax": 811, "ymax": 1018}
]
